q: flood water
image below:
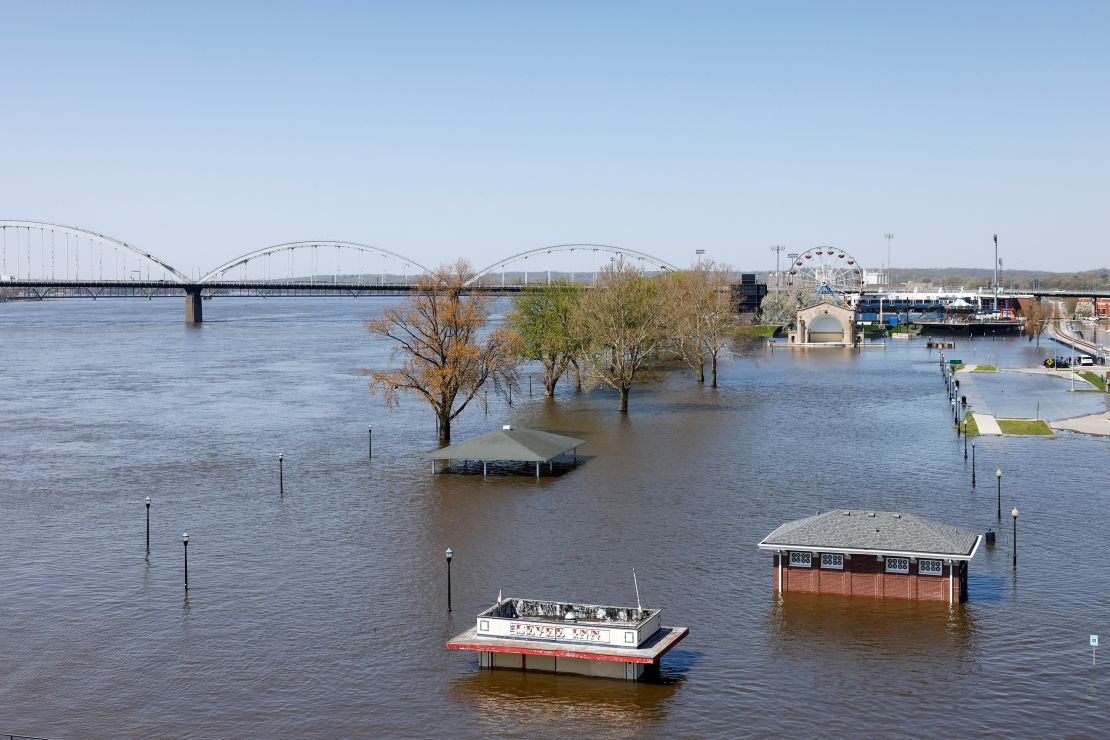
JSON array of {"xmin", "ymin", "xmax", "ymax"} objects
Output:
[{"xmin": 1, "ymin": 298, "xmax": 1108, "ymax": 738}]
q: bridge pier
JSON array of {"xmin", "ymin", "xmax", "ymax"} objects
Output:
[{"xmin": 185, "ymin": 289, "xmax": 203, "ymax": 324}]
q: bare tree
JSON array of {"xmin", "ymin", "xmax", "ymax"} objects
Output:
[
  {"xmin": 574, "ymin": 259, "xmax": 668, "ymax": 412},
  {"xmin": 1022, "ymin": 300, "xmax": 1057, "ymax": 346},
  {"xmin": 359, "ymin": 260, "xmax": 518, "ymax": 443},
  {"xmin": 664, "ymin": 260, "xmax": 738, "ymax": 387},
  {"xmin": 759, "ymin": 285, "xmax": 810, "ymax": 326}
]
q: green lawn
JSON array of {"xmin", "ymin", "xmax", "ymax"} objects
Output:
[
  {"xmin": 960, "ymin": 412, "xmax": 979, "ymax": 437},
  {"xmin": 1079, "ymin": 370, "xmax": 1107, "ymax": 391},
  {"xmin": 748, "ymin": 325, "xmax": 780, "ymax": 337},
  {"xmin": 997, "ymin": 418, "xmax": 1054, "ymax": 436},
  {"xmin": 972, "ymin": 365, "xmax": 998, "ymax": 372}
]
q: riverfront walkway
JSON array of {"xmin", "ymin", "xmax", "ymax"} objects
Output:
[{"xmin": 1051, "ymin": 411, "xmax": 1110, "ymax": 436}]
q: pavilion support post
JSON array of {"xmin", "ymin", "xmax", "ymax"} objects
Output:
[
  {"xmin": 535, "ymin": 462, "xmax": 540, "ymax": 478},
  {"xmin": 483, "ymin": 462, "xmax": 487, "ymax": 478}
]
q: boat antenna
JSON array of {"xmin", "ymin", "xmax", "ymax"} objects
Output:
[{"xmin": 632, "ymin": 568, "xmax": 642, "ymax": 613}]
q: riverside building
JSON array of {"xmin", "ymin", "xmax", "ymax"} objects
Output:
[
  {"xmin": 448, "ymin": 597, "xmax": 688, "ymax": 680},
  {"xmin": 758, "ymin": 510, "xmax": 982, "ymax": 604}
]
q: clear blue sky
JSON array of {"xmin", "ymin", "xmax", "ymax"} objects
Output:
[{"xmin": 1, "ymin": 1, "xmax": 1106, "ymax": 274}]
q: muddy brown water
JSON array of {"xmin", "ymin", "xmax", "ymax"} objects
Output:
[{"xmin": 1, "ymin": 298, "xmax": 1107, "ymax": 737}]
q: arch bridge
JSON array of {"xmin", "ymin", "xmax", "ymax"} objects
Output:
[{"xmin": 0, "ymin": 221, "xmax": 683, "ymax": 323}]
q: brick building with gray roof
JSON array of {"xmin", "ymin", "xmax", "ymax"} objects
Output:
[{"xmin": 758, "ymin": 510, "xmax": 982, "ymax": 603}]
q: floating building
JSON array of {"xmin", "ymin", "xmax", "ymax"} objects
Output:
[
  {"xmin": 758, "ymin": 510, "xmax": 981, "ymax": 604},
  {"xmin": 447, "ymin": 597, "xmax": 688, "ymax": 680}
]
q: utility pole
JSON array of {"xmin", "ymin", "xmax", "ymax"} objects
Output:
[
  {"xmin": 883, "ymin": 233, "xmax": 894, "ymax": 285},
  {"xmin": 771, "ymin": 245, "xmax": 786, "ymax": 289}
]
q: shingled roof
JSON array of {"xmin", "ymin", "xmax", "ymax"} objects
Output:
[
  {"xmin": 758, "ymin": 510, "xmax": 980, "ymax": 559},
  {"xmin": 426, "ymin": 426, "xmax": 586, "ymax": 463}
]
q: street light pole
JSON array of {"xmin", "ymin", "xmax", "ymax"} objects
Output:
[
  {"xmin": 1011, "ymin": 507, "xmax": 1019, "ymax": 568},
  {"xmin": 972, "ymin": 444, "xmax": 976, "ymax": 486},
  {"xmin": 996, "ymin": 468, "xmax": 1003, "ymax": 518},
  {"xmin": 445, "ymin": 547, "xmax": 453, "ymax": 613},
  {"xmin": 145, "ymin": 496, "xmax": 151, "ymax": 554},
  {"xmin": 963, "ymin": 424, "xmax": 968, "ymax": 459},
  {"xmin": 278, "ymin": 453, "xmax": 284, "ymax": 497},
  {"xmin": 182, "ymin": 531, "xmax": 189, "ymax": 591}
]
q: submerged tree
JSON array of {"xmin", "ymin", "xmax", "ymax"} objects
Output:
[
  {"xmin": 508, "ymin": 281, "xmax": 582, "ymax": 396},
  {"xmin": 359, "ymin": 260, "xmax": 518, "ymax": 443},
  {"xmin": 1022, "ymin": 299, "xmax": 1058, "ymax": 347},
  {"xmin": 664, "ymin": 260, "xmax": 738, "ymax": 387},
  {"xmin": 574, "ymin": 259, "xmax": 668, "ymax": 412}
]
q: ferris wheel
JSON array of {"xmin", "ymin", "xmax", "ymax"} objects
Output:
[{"xmin": 787, "ymin": 247, "xmax": 863, "ymax": 302}]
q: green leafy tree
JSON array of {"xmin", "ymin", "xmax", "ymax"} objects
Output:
[
  {"xmin": 508, "ymin": 281, "xmax": 583, "ymax": 396},
  {"xmin": 574, "ymin": 259, "xmax": 668, "ymax": 412}
]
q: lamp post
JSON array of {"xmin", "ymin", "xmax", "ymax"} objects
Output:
[
  {"xmin": 145, "ymin": 496, "xmax": 151, "ymax": 554},
  {"xmin": 1011, "ymin": 507, "xmax": 1019, "ymax": 568},
  {"xmin": 963, "ymin": 424, "xmax": 968, "ymax": 459},
  {"xmin": 996, "ymin": 468, "xmax": 1003, "ymax": 518},
  {"xmin": 278, "ymin": 453, "xmax": 284, "ymax": 496},
  {"xmin": 182, "ymin": 531, "xmax": 189, "ymax": 591},
  {"xmin": 971, "ymin": 444, "xmax": 976, "ymax": 486},
  {"xmin": 445, "ymin": 547, "xmax": 453, "ymax": 613}
]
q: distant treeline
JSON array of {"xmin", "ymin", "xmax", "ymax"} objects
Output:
[{"xmin": 884, "ymin": 267, "xmax": 1110, "ymax": 290}]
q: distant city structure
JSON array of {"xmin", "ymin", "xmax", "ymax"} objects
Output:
[{"xmin": 730, "ymin": 273, "xmax": 768, "ymax": 314}]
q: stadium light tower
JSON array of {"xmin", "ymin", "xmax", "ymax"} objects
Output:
[
  {"xmin": 771, "ymin": 245, "xmax": 786, "ymax": 289},
  {"xmin": 883, "ymin": 233, "xmax": 894, "ymax": 284}
]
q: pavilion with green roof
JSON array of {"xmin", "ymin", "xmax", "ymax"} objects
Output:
[{"xmin": 426, "ymin": 425, "xmax": 586, "ymax": 477}]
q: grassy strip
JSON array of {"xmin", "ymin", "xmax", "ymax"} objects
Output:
[
  {"xmin": 997, "ymin": 418, "xmax": 1054, "ymax": 436},
  {"xmin": 972, "ymin": 365, "xmax": 998, "ymax": 372},
  {"xmin": 1079, "ymin": 370, "xmax": 1107, "ymax": 391},
  {"xmin": 960, "ymin": 412, "xmax": 980, "ymax": 437},
  {"xmin": 747, "ymin": 325, "xmax": 779, "ymax": 338}
]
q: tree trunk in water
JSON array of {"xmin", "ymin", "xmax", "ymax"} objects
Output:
[
  {"xmin": 619, "ymin": 386, "xmax": 629, "ymax": 413},
  {"xmin": 545, "ymin": 377, "xmax": 557, "ymax": 396},
  {"xmin": 696, "ymin": 362, "xmax": 705, "ymax": 384},
  {"xmin": 710, "ymin": 355, "xmax": 718, "ymax": 388},
  {"xmin": 438, "ymin": 412, "xmax": 451, "ymax": 443}
]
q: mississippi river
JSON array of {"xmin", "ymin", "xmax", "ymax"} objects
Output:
[{"xmin": 1, "ymin": 298, "xmax": 1107, "ymax": 737}]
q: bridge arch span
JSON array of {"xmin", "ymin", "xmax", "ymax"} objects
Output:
[
  {"xmin": 0, "ymin": 219, "xmax": 188, "ymax": 283},
  {"xmin": 466, "ymin": 243, "xmax": 679, "ymax": 286},
  {"xmin": 198, "ymin": 240, "xmax": 432, "ymax": 283}
]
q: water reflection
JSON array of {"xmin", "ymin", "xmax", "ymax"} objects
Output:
[
  {"xmin": 450, "ymin": 667, "xmax": 681, "ymax": 734},
  {"xmin": 768, "ymin": 592, "xmax": 978, "ymax": 664}
]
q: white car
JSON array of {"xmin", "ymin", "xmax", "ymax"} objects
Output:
[{"xmin": 1078, "ymin": 355, "xmax": 1095, "ymax": 366}]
